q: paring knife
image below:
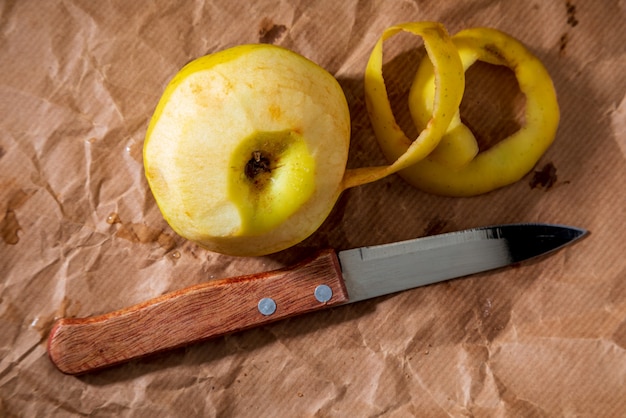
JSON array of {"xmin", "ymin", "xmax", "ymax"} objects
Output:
[{"xmin": 47, "ymin": 223, "xmax": 586, "ymax": 374}]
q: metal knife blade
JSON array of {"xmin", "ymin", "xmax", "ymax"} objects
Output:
[
  {"xmin": 47, "ymin": 223, "xmax": 586, "ymax": 374},
  {"xmin": 339, "ymin": 223, "xmax": 587, "ymax": 303}
]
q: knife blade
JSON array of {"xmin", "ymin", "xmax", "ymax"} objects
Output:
[{"xmin": 47, "ymin": 223, "xmax": 586, "ymax": 374}]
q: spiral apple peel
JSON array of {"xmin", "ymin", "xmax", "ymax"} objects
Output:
[{"xmin": 364, "ymin": 24, "xmax": 560, "ymax": 196}]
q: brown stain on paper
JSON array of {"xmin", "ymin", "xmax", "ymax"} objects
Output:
[
  {"xmin": 529, "ymin": 162, "xmax": 558, "ymax": 190},
  {"xmin": 108, "ymin": 212, "xmax": 176, "ymax": 251},
  {"xmin": 559, "ymin": 33, "xmax": 569, "ymax": 56},
  {"xmin": 1, "ymin": 189, "xmax": 34, "ymax": 245},
  {"xmin": 258, "ymin": 18, "xmax": 287, "ymax": 44},
  {"xmin": 423, "ymin": 217, "xmax": 448, "ymax": 236},
  {"xmin": 106, "ymin": 212, "xmax": 122, "ymax": 224},
  {"xmin": 125, "ymin": 141, "xmax": 143, "ymax": 164},
  {"xmin": 2, "ymin": 300, "xmax": 23, "ymax": 325},
  {"xmin": 566, "ymin": 1, "xmax": 579, "ymax": 27},
  {"xmin": 560, "ymin": 0, "xmax": 578, "ymax": 55},
  {"xmin": 30, "ymin": 297, "xmax": 83, "ymax": 343},
  {"xmin": 1, "ymin": 209, "xmax": 21, "ymax": 244}
]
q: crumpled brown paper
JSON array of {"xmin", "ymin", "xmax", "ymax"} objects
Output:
[{"xmin": 1, "ymin": 0, "xmax": 625, "ymax": 416}]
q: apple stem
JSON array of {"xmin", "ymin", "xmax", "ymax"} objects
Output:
[{"xmin": 245, "ymin": 151, "xmax": 272, "ymax": 179}]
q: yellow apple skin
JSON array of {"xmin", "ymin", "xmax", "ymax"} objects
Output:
[
  {"xmin": 400, "ymin": 27, "xmax": 560, "ymax": 196},
  {"xmin": 143, "ymin": 44, "xmax": 350, "ymax": 256}
]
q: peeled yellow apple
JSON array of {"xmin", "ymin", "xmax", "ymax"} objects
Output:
[{"xmin": 143, "ymin": 44, "xmax": 351, "ymax": 256}]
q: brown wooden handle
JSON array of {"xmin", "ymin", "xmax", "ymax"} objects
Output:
[{"xmin": 47, "ymin": 249, "xmax": 348, "ymax": 374}]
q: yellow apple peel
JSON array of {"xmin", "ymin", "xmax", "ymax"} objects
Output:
[
  {"xmin": 361, "ymin": 25, "xmax": 560, "ymax": 196},
  {"xmin": 341, "ymin": 21, "xmax": 465, "ymax": 189},
  {"xmin": 404, "ymin": 27, "xmax": 560, "ymax": 196}
]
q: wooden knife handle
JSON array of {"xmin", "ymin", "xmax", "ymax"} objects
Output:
[{"xmin": 47, "ymin": 249, "xmax": 348, "ymax": 375}]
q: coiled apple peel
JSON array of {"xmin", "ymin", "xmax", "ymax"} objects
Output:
[
  {"xmin": 362, "ymin": 24, "xmax": 560, "ymax": 196},
  {"xmin": 342, "ymin": 21, "xmax": 466, "ymax": 189}
]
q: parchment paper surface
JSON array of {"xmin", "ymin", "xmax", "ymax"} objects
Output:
[{"xmin": 1, "ymin": 0, "xmax": 625, "ymax": 416}]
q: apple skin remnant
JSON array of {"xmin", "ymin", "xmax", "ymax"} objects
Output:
[{"xmin": 143, "ymin": 44, "xmax": 351, "ymax": 256}]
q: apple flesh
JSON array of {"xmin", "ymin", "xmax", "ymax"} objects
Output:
[{"xmin": 143, "ymin": 44, "xmax": 350, "ymax": 256}]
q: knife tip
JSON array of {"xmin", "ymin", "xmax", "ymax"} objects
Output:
[{"xmin": 565, "ymin": 224, "xmax": 589, "ymax": 241}]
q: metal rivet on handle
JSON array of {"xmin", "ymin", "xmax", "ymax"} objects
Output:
[
  {"xmin": 314, "ymin": 284, "xmax": 333, "ymax": 303},
  {"xmin": 258, "ymin": 297, "xmax": 277, "ymax": 316}
]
